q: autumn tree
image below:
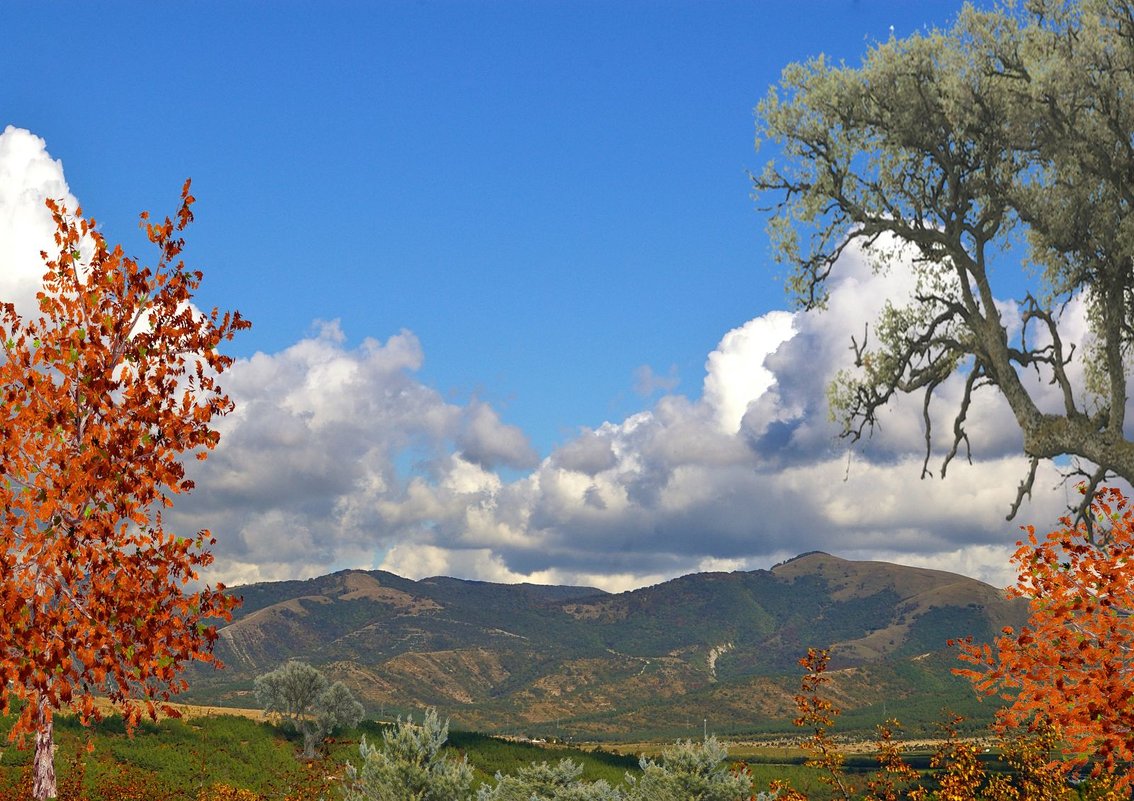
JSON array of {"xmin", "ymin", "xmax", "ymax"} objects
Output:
[
  {"xmin": 956, "ymin": 485, "xmax": 1134, "ymax": 792},
  {"xmin": 254, "ymin": 660, "xmax": 364, "ymax": 760},
  {"xmin": 754, "ymin": 0, "xmax": 1134, "ymax": 525},
  {"xmin": 0, "ymin": 181, "xmax": 248, "ymax": 799},
  {"xmin": 786, "ymin": 648, "xmax": 855, "ymax": 801}
]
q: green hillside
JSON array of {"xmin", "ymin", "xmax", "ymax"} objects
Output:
[
  {"xmin": 0, "ymin": 712, "xmax": 641, "ymax": 800},
  {"xmin": 183, "ymin": 553, "xmax": 1026, "ymax": 739}
]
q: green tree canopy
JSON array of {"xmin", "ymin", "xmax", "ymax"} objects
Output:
[{"xmin": 754, "ymin": 0, "xmax": 1134, "ymax": 528}]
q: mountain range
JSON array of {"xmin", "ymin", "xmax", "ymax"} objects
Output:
[{"xmin": 182, "ymin": 552, "xmax": 1028, "ymax": 740}]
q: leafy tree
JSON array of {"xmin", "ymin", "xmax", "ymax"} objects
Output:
[
  {"xmin": 476, "ymin": 758, "xmax": 622, "ymax": 801},
  {"xmin": 754, "ymin": 0, "xmax": 1134, "ymax": 525},
  {"xmin": 623, "ymin": 737, "xmax": 751, "ymax": 801},
  {"xmin": 253, "ymin": 660, "xmax": 364, "ymax": 760},
  {"xmin": 342, "ymin": 708, "xmax": 474, "ymax": 801},
  {"xmin": 0, "ymin": 182, "xmax": 248, "ymax": 799},
  {"xmin": 956, "ymin": 485, "xmax": 1134, "ymax": 792}
]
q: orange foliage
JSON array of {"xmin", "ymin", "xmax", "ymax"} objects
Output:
[
  {"xmin": 792, "ymin": 648, "xmax": 856, "ymax": 801},
  {"xmin": 0, "ymin": 181, "xmax": 248, "ymax": 797},
  {"xmin": 907, "ymin": 713, "xmax": 986, "ymax": 801},
  {"xmin": 955, "ymin": 486, "xmax": 1134, "ymax": 790},
  {"xmin": 196, "ymin": 785, "xmax": 260, "ymax": 801},
  {"xmin": 983, "ymin": 723, "xmax": 1074, "ymax": 801},
  {"xmin": 864, "ymin": 720, "xmax": 919, "ymax": 801},
  {"xmin": 781, "ymin": 646, "xmax": 1085, "ymax": 800}
]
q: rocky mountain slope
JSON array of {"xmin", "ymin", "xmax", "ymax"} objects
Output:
[{"xmin": 183, "ymin": 552, "xmax": 1027, "ymax": 739}]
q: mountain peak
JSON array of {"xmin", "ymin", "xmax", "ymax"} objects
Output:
[{"xmin": 774, "ymin": 550, "xmax": 837, "ymax": 567}]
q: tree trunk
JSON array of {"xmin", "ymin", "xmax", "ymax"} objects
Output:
[
  {"xmin": 33, "ymin": 696, "xmax": 57, "ymax": 800},
  {"xmin": 302, "ymin": 726, "xmax": 317, "ymax": 760}
]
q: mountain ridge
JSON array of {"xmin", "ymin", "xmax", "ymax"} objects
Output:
[{"xmin": 184, "ymin": 552, "xmax": 1026, "ymax": 739}]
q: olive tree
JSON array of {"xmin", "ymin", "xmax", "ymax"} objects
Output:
[
  {"xmin": 254, "ymin": 660, "xmax": 364, "ymax": 759},
  {"xmin": 754, "ymin": 0, "xmax": 1134, "ymax": 530}
]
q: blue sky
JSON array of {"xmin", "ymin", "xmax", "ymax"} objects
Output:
[
  {"xmin": 3, "ymin": 1, "xmax": 973, "ymax": 453},
  {"xmin": 0, "ymin": 1, "xmax": 1076, "ymax": 591}
]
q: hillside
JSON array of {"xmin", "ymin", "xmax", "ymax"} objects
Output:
[{"xmin": 183, "ymin": 552, "xmax": 1027, "ymax": 739}]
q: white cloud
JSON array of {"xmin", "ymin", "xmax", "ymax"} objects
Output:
[
  {"xmin": 379, "ymin": 542, "xmax": 670, "ymax": 593},
  {"xmin": 456, "ymin": 401, "xmax": 539, "ymax": 470},
  {"xmin": 182, "ymin": 233, "xmax": 1100, "ymax": 591},
  {"xmin": 169, "ymin": 323, "xmax": 539, "ymax": 584},
  {"xmin": 0, "ymin": 126, "xmax": 79, "ymax": 317},
  {"xmin": 390, "ymin": 237, "xmax": 1091, "ymax": 591},
  {"xmin": 696, "ymin": 556, "xmax": 750, "ymax": 573},
  {"xmin": 549, "ymin": 428, "xmax": 618, "ymax": 476},
  {"xmin": 5, "ymin": 127, "xmax": 1112, "ymax": 596},
  {"xmin": 703, "ymin": 311, "xmax": 795, "ymax": 433}
]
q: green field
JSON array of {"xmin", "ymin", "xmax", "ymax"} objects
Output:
[
  {"xmin": 0, "ymin": 712, "xmax": 649, "ymax": 800},
  {"xmin": 0, "ymin": 709, "xmax": 1055, "ymax": 801},
  {"xmin": 0, "ymin": 709, "xmax": 908, "ymax": 800}
]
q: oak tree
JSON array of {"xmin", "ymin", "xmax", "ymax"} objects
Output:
[
  {"xmin": 754, "ymin": 0, "xmax": 1134, "ymax": 526},
  {"xmin": 956, "ymin": 485, "xmax": 1134, "ymax": 791},
  {"xmin": 0, "ymin": 182, "xmax": 248, "ymax": 799}
]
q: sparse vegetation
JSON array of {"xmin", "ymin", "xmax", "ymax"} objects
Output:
[{"xmin": 186, "ymin": 557, "xmax": 1022, "ymax": 741}]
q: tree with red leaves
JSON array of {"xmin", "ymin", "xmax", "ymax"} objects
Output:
[
  {"xmin": 0, "ymin": 181, "xmax": 248, "ymax": 799},
  {"xmin": 956, "ymin": 485, "xmax": 1134, "ymax": 792}
]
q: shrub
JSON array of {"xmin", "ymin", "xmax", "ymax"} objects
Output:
[
  {"xmin": 623, "ymin": 737, "xmax": 752, "ymax": 801},
  {"xmin": 342, "ymin": 708, "xmax": 474, "ymax": 801},
  {"xmin": 476, "ymin": 758, "xmax": 622, "ymax": 801}
]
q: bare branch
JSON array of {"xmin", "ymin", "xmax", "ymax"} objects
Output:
[
  {"xmin": 941, "ymin": 366, "xmax": 979, "ymax": 478},
  {"xmin": 1009, "ymin": 457, "xmax": 1040, "ymax": 520},
  {"xmin": 1060, "ymin": 463, "xmax": 1109, "ymax": 544}
]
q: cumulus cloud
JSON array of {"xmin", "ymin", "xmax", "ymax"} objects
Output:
[
  {"xmin": 5, "ymin": 126, "xmax": 1113, "ymax": 594},
  {"xmin": 456, "ymin": 401, "xmax": 539, "ymax": 470},
  {"xmin": 167, "ymin": 322, "xmax": 538, "ymax": 585},
  {"xmin": 549, "ymin": 428, "xmax": 618, "ymax": 476},
  {"xmin": 0, "ymin": 126, "xmax": 79, "ymax": 317},
  {"xmin": 704, "ymin": 311, "xmax": 795, "ymax": 433},
  {"xmin": 162, "ymin": 237, "xmax": 1111, "ymax": 590},
  {"xmin": 369, "ymin": 237, "xmax": 1087, "ymax": 592}
]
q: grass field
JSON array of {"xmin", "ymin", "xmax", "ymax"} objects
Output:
[
  {"xmin": 0, "ymin": 702, "xmax": 1019, "ymax": 801},
  {"xmin": 0, "ymin": 707, "xmax": 652, "ymax": 799}
]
